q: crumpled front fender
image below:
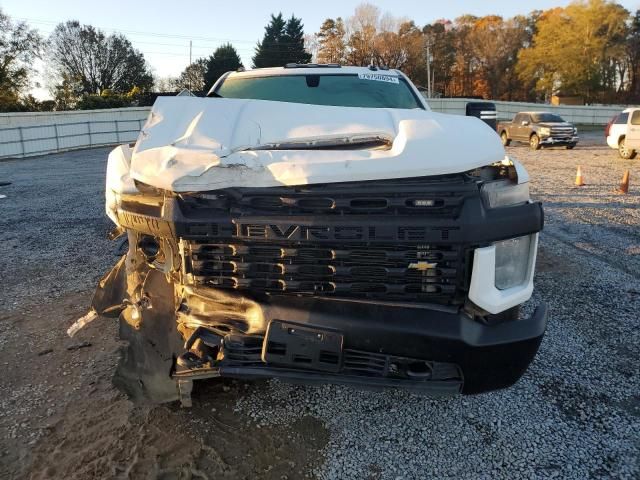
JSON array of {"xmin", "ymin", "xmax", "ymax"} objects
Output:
[{"xmin": 90, "ymin": 253, "xmax": 184, "ymax": 403}]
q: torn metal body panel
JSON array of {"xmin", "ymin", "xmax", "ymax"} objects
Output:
[{"xmin": 89, "ymin": 66, "xmax": 546, "ymax": 406}]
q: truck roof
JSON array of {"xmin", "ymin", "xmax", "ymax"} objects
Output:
[
  {"xmin": 224, "ymin": 65, "xmax": 402, "ymax": 79},
  {"xmin": 517, "ymin": 111, "xmax": 554, "ymax": 115}
]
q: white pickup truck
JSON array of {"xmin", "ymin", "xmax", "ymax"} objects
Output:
[{"xmin": 85, "ymin": 64, "xmax": 547, "ymax": 405}]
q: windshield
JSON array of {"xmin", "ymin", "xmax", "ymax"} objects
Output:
[
  {"xmin": 531, "ymin": 113, "xmax": 565, "ymax": 123},
  {"xmin": 212, "ymin": 74, "xmax": 424, "ymax": 109}
]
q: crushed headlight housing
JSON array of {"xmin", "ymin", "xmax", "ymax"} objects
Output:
[
  {"xmin": 481, "ymin": 180, "xmax": 530, "ymax": 208},
  {"xmin": 494, "ymin": 235, "xmax": 532, "ymax": 290}
]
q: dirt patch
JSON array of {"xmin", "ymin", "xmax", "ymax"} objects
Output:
[
  {"xmin": 0, "ymin": 293, "xmax": 328, "ymax": 480},
  {"xmin": 535, "ymin": 245, "xmax": 577, "ymax": 274}
]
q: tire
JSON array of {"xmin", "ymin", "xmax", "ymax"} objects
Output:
[
  {"xmin": 618, "ymin": 137, "xmax": 637, "ymax": 159},
  {"xmin": 529, "ymin": 134, "xmax": 541, "ymax": 150},
  {"xmin": 500, "ymin": 131, "xmax": 511, "ymax": 146},
  {"xmin": 566, "ymin": 144, "xmax": 575, "ymax": 150}
]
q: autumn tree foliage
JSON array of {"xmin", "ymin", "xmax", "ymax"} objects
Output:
[
  {"xmin": 517, "ymin": 0, "xmax": 629, "ymax": 102},
  {"xmin": 317, "ymin": 18, "xmax": 347, "ymax": 64},
  {"xmin": 5, "ymin": 0, "xmax": 640, "ymax": 110},
  {"xmin": 316, "ymin": 1, "xmax": 636, "ymax": 103}
]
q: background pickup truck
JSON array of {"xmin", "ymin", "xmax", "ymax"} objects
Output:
[{"xmin": 498, "ymin": 112, "xmax": 579, "ymax": 150}]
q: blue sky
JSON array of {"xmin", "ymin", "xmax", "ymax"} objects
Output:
[{"xmin": 1, "ymin": 0, "xmax": 638, "ymax": 94}]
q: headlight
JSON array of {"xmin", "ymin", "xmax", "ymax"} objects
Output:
[
  {"xmin": 481, "ymin": 180, "xmax": 530, "ymax": 208},
  {"xmin": 573, "ymin": 127, "xmax": 578, "ymax": 135},
  {"xmin": 494, "ymin": 235, "xmax": 532, "ymax": 290},
  {"xmin": 539, "ymin": 127, "xmax": 551, "ymax": 136}
]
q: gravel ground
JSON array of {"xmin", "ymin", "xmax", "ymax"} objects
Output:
[
  {"xmin": 0, "ymin": 133, "xmax": 639, "ymax": 479},
  {"xmin": 0, "ymin": 148, "xmax": 115, "ymax": 310}
]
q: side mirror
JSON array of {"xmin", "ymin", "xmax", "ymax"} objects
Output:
[{"xmin": 522, "ymin": 121, "xmax": 529, "ymax": 126}]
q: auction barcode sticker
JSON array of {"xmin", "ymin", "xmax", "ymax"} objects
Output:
[{"xmin": 357, "ymin": 73, "xmax": 399, "ymax": 84}]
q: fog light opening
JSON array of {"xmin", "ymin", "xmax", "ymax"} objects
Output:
[
  {"xmin": 406, "ymin": 361, "xmax": 432, "ymax": 379},
  {"xmin": 139, "ymin": 235, "xmax": 160, "ymax": 259}
]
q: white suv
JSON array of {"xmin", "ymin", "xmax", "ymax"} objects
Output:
[{"xmin": 606, "ymin": 108, "xmax": 640, "ymax": 159}]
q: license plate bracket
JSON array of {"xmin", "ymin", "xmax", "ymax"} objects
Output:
[{"xmin": 262, "ymin": 321, "xmax": 343, "ymax": 373}]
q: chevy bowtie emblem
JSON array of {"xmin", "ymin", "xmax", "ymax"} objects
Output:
[{"xmin": 407, "ymin": 262, "xmax": 438, "ymax": 271}]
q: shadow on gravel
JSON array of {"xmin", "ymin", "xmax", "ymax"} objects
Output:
[{"xmin": 0, "ymin": 290, "xmax": 329, "ymax": 480}]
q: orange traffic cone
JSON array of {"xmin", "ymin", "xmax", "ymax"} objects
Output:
[
  {"xmin": 617, "ymin": 170, "xmax": 630, "ymax": 194},
  {"xmin": 575, "ymin": 165, "xmax": 585, "ymax": 186}
]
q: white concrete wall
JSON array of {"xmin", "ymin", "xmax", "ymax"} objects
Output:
[
  {"xmin": 425, "ymin": 97, "xmax": 633, "ymax": 125},
  {"xmin": 0, "ymin": 100, "xmax": 634, "ymax": 159},
  {"xmin": 0, "ymin": 107, "xmax": 151, "ymax": 159}
]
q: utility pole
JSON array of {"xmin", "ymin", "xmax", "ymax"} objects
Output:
[
  {"xmin": 426, "ymin": 41, "xmax": 431, "ymax": 99},
  {"xmin": 432, "ymin": 68, "xmax": 435, "ymax": 99},
  {"xmin": 188, "ymin": 40, "xmax": 193, "ymax": 92}
]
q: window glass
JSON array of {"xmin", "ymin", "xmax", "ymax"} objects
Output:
[
  {"xmin": 531, "ymin": 113, "xmax": 565, "ymax": 123},
  {"xmin": 213, "ymin": 74, "xmax": 423, "ymax": 109},
  {"xmin": 615, "ymin": 113, "xmax": 629, "ymax": 124}
]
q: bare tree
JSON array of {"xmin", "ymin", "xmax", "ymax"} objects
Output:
[
  {"xmin": 154, "ymin": 76, "xmax": 177, "ymax": 92},
  {"xmin": 173, "ymin": 59, "xmax": 207, "ymax": 92},
  {"xmin": 49, "ymin": 21, "xmax": 153, "ymax": 95},
  {"xmin": 346, "ymin": 3, "xmax": 380, "ymax": 65},
  {"xmin": 305, "ymin": 33, "xmax": 319, "ymax": 63}
]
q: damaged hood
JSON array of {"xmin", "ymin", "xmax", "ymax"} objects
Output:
[{"xmin": 128, "ymin": 97, "xmax": 505, "ymax": 191}]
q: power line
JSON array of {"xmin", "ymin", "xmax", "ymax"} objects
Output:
[
  {"xmin": 20, "ymin": 17, "xmax": 309, "ymax": 47},
  {"xmin": 32, "ymin": 29, "xmax": 254, "ymax": 54},
  {"xmin": 18, "ymin": 16, "xmax": 258, "ymax": 44}
]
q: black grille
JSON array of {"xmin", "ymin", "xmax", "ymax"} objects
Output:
[
  {"xmin": 342, "ymin": 350, "xmax": 388, "ymax": 376},
  {"xmin": 185, "ymin": 241, "xmax": 465, "ymax": 303},
  {"xmin": 176, "ymin": 177, "xmax": 477, "ymax": 305},
  {"xmin": 220, "ymin": 336, "xmax": 461, "ymax": 381},
  {"xmin": 178, "ymin": 175, "xmax": 474, "ymax": 217}
]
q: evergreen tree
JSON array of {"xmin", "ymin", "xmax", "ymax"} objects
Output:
[
  {"xmin": 253, "ymin": 13, "xmax": 311, "ymax": 67},
  {"xmin": 283, "ymin": 15, "xmax": 312, "ymax": 64},
  {"xmin": 253, "ymin": 13, "xmax": 287, "ymax": 68},
  {"xmin": 204, "ymin": 43, "xmax": 243, "ymax": 92}
]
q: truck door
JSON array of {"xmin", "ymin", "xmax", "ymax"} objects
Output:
[
  {"xmin": 513, "ymin": 114, "xmax": 528, "ymax": 140},
  {"xmin": 511, "ymin": 114, "xmax": 522, "ymax": 139},
  {"xmin": 626, "ymin": 110, "xmax": 640, "ymax": 149}
]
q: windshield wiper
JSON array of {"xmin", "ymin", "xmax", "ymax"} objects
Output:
[{"xmin": 236, "ymin": 134, "xmax": 393, "ymax": 151}]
